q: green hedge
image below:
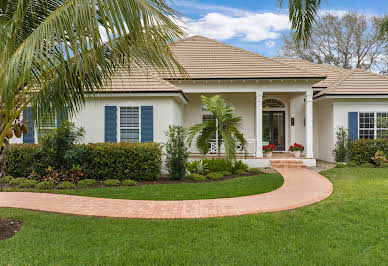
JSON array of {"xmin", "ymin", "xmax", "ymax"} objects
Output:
[
  {"xmin": 349, "ymin": 139, "xmax": 388, "ymax": 165},
  {"xmin": 4, "ymin": 142, "xmax": 162, "ymax": 181}
]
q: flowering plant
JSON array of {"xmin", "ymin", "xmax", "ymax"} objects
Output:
[
  {"xmin": 288, "ymin": 143, "xmax": 304, "ymax": 152},
  {"xmin": 263, "ymin": 144, "xmax": 276, "ymax": 153}
]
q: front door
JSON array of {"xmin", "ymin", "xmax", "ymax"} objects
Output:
[{"xmin": 263, "ymin": 111, "xmax": 285, "ymax": 151}]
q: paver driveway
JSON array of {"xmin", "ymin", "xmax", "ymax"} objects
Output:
[{"xmin": 0, "ymin": 168, "xmax": 333, "ymax": 219}]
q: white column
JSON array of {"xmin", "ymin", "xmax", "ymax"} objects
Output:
[
  {"xmin": 256, "ymin": 90, "xmax": 263, "ymax": 157},
  {"xmin": 305, "ymin": 90, "xmax": 313, "ymax": 158}
]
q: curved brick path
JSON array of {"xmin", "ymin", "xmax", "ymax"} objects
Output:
[{"xmin": 0, "ymin": 168, "xmax": 333, "ymax": 219}]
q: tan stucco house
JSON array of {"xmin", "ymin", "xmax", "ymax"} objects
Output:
[{"xmin": 16, "ymin": 35, "xmax": 388, "ymax": 167}]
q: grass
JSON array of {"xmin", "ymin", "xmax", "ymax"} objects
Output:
[
  {"xmin": 3, "ymin": 174, "xmax": 283, "ymax": 200},
  {"xmin": 0, "ymin": 168, "xmax": 387, "ymax": 265}
]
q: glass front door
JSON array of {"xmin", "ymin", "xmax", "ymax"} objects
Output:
[{"xmin": 263, "ymin": 111, "xmax": 285, "ymax": 151}]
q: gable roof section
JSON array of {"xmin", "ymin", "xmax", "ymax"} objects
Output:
[
  {"xmin": 274, "ymin": 57, "xmax": 350, "ymax": 89},
  {"xmin": 315, "ymin": 68, "xmax": 388, "ymax": 97},
  {"xmin": 100, "ymin": 65, "xmax": 182, "ymax": 93},
  {"xmin": 167, "ymin": 35, "xmax": 324, "ymax": 80}
]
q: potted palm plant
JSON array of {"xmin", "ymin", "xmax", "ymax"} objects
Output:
[
  {"xmin": 288, "ymin": 143, "xmax": 304, "ymax": 158},
  {"xmin": 262, "ymin": 144, "xmax": 275, "ymax": 158}
]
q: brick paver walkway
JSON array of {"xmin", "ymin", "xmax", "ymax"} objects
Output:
[{"xmin": 0, "ymin": 168, "xmax": 333, "ymax": 219}]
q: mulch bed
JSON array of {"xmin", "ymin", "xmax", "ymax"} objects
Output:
[{"xmin": 0, "ymin": 218, "xmax": 22, "ymax": 242}]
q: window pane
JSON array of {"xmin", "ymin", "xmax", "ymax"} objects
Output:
[
  {"xmin": 120, "ymin": 107, "xmax": 139, "ymax": 128},
  {"xmin": 377, "ymin": 113, "xmax": 388, "ymax": 128},
  {"xmin": 359, "ymin": 129, "xmax": 374, "ymax": 139},
  {"xmin": 377, "ymin": 130, "xmax": 388, "ymax": 139},
  {"xmin": 359, "ymin": 112, "xmax": 374, "ymax": 129},
  {"xmin": 120, "ymin": 129, "xmax": 139, "ymax": 142}
]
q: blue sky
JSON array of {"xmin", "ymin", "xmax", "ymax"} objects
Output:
[{"xmin": 172, "ymin": 0, "xmax": 387, "ymax": 57}]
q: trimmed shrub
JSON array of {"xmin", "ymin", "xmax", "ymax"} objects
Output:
[
  {"xmin": 77, "ymin": 179, "xmax": 97, "ymax": 188},
  {"xmin": 380, "ymin": 163, "xmax": 388, "ymax": 168},
  {"xmin": 333, "ymin": 126, "xmax": 350, "ymax": 162},
  {"xmin": 164, "ymin": 125, "xmax": 188, "ymax": 180},
  {"xmin": 206, "ymin": 172, "xmax": 224, "ymax": 180},
  {"xmin": 247, "ymin": 168, "xmax": 262, "ymax": 174},
  {"xmin": 18, "ymin": 180, "xmax": 38, "ymax": 188},
  {"xmin": 234, "ymin": 170, "xmax": 246, "ymax": 175},
  {"xmin": 233, "ymin": 160, "xmax": 249, "ymax": 172},
  {"xmin": 347, "ymin": 161, "xmax": 358, "ymax": 167},
  {"xmin": 360, "ymin": 162, "xmax": 375, "ymax": 168},
  {"xmin": 56, "ymin": 181, "xmax": 75, "ymax": 189},
  {"xmin": 0, "ymin": 176, "xmax": 14, "ymax": 184},
  {"xmin": 122, "ymin": 179, "xmax": 136, "ymax": 186},
  {"xmin": 4, "ymin": 142, "xmax": 162, "ymax": 181},
  {"xmin": 220, "ymin": 171, "xmax": 232, "ymax": 176},
  {"xmin": 186, "ymin": 174, "xmax": 207, "ymax": 182},
  {"xmin": 349, "ymin": 139, "xmax": 388, "ymax": 165},
  {"xmin": 103, "ymin": 179, "xmax": 120, "ymax": 187},
  {"xmin": 9, "ymin": 177, "xmax": 28, "ymax": 186},
  {"xmin": 36, "ymin": 181, "xmax": 55, "ymax": 190},
  {"xmin": 335, "ymin": 163, "xmax": 348, "ymax": 168}
]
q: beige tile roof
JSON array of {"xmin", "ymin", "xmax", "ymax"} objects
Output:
[
  {"xmin": 274, "ymin": 57, "xmax": 350, "ymax": 88},
  {"xmin": 166, "ymin": 35, "xmax": 324, "ymax": 79},
  {"xmin": 100, "ymin": 65, "xmax": 182, "ymax": 92},
  {"xmin": 315, "ymin": 68, "xmax": 388, "ymax": 96}
]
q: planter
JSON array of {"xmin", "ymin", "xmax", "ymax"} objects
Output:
[
  {"xmin": 293, "ymin": 150, "xmax": 302, "ymax": 158},
  {"xmin": 264, "ymin": 151, "xmax": 273, "ymax": 158}
]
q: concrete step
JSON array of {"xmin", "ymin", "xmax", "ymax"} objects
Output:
[{"xmin": 270, "ymin": 159, "xmax": 306, "ymax": 168}]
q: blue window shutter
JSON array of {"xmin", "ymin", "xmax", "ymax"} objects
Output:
[
  {"xmin": 141, "ymin": 106, "xmax": 153, "ymax": 142},
  {"xmin": 23, "ymin": 107, "xmax": 35, "ymax": 143},
  {"xmin": 105, "ymin": 106, "xmax": 117, "ymax": 142},
  {"xmin": 56, "ymin": 107, "xmax": 69, "ymax": 128},
  {"xmin": 348, "ymin": 112, "xmax": 359, "ymax": 140}
]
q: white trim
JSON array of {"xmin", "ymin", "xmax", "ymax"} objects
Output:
[
  {"xmin": 93, "ymin": 92, "xmax": 187, "ymax": 104},
  {"xmin": 183, "ymin": 88, "xmax": 309, "ymax": 93},
  {"xmin": 358, "ymin": 111, "xmax": 388, "ymax": 140},
  {"xmin": 117, "ymin": 106, "xmax": 141, "ymax": 143},
  {"xmin": 315, "ymin": 95, "xmax": 388, "ymax": 101}
]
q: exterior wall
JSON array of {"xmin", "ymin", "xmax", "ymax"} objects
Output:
[
  {"xmin": 71, "ymin": 96, "xmax": 183, "ymax": 144},
  {"xmin": 289, "ymin": 93, "xmax": 306, "ymax": 147},
  {"xmin": 316, "ymin": 100, "xmax": 334, "ymax": 162}
]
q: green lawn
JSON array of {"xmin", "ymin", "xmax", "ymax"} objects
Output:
[
  {"xmin": 4, "ymin": 174, "xmax": 283, "ymax": 200},
  {"xmin": 0, "ymin": 168, "xmax": 388, "ymax": 265}
]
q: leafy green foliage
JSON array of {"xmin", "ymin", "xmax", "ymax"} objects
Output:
[
  {"xmin": 0, "ymin": 175, "xmax": 14, "ymax": 184},
  {"xmin": 360, "ymin": 163, "xmax": 375, "ymax": 168},
  {"xmin": 77, "ymin": 179, "xmax": 97, "ymax": 189},
  {"xmin": 187, "ymin": 95, "xmax": 247, "ymax": 160},
  {"xmin": 18, "ymin": 180, "xmax": 38, "ymax": 188},
  {"xmin": 335, "ymin": 163, "xmax": 348, "ymax": 168},
  {"xmin": 56, "ymin": 182, "xmax": 75, "ymax": 190},
  {"xmin": 164, "ymin": 125, "xmax": 188, "ymax": 180},
  {"xmin": 8, "ymin": 177, "xmax": 28, "ymax": 186},
  {"xmin": 103, "ymin": 179, "xmax": 120, "ymax": 187},
  {"xmin": 247, "ymin": 168, "xmax": 262, "ymax": 174},
  {"xmin": 349, "ymin": 139, "xmax": 388, "ymax": 165},
  {"xmin": 186, "ymin": 174, "xmax": 207, "ymax": 182},
  {"xmin": 371, "ymin": 151, "xmax": 387, "ymax": 167},
  {"xmin": 35, "ymin": 181, "xmax": 55, "ymax": 190},
  {"xmin": 3, "ymin": 144, "xmax": 41, "ymax": 177},
  {"xmin": 347, "ymin": 161, "xmax": 358, "ymax": 167},
  {"xmin": 206, "ymin": 172, "xmax": 224, "ymax": 180},
  {"xmin": 233, "ymin": 160, "xmax": 249, "ymax": 173},
  {"xmin": 333, "ymin": 127, "xmax": 350, "ymax": 162},
  {"xmin": 234, "ymin": 170, "xmax": 247, "ymax": 176},
  {"xmin": 122, "ymin": 179, "xmax": 136, "ymax": 186},
  {"xmin": 220, "ymin": 171, "xmax": 232, "ymax": 176}
]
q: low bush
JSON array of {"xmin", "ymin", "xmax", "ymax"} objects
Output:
[
  {"xmin": 380, "ymin": 163, "xmax": 388, "ymax": 168},
  {"xmin": 9, "ymin": 177, "xmax": 28, "ymax": 186},
  {"xmin": 56, "ymin": 181, "xmax": 75, "ymax": 189},
  {"xmin": 206, "ymin": 172, "xmax": 224, "ymax": 180},
  {"xmin": 247, "ymin": 168, "xmax": 262, "ymax": 174},
  {"xmin": 77, "ymin": 179, "xmax": 97, "ymax": 188},
  {"xmin": 220, "ymin": 171, "xmax": 232, "ymax": 176},
  {"xmin": 371, "ymin": 151, "xmax": 387, "ymax": 167},
  {"xmin": 349, "ymin": 139, "xmax": 388, "ymax": 165},
  {"xmin": 164, "ymin": 125, "xmax": 188, "ymax": 180},
  {"xmin": 122, "ymin": 179, "xmax": 136, "ymax": 186},
  {"xmin": 36, "ymin": 181, "xmax": 55, "ymax": 190},
  {"xmin": 186, "ymin": 174, "xmax": 207, "ymax": 182},
  {"xmin": 335, "ymin": 163, "xmax": 348, "ymax": 168},
  {"xmin": 233, "ymin": 160, "xmax": 248, "ymax": 172},
  {"xmin": 0, "ymin": 176, "xmax": 14, "ymax": 184},
  {"xmin": 360, "ymin": 162, "xmax": 375, "ymax": 168},
  {"xmin": 234, "ymin": 170, "xmax": 246, "ymax": 175},
  {"xmin": 103, "ymin": 179, "xmax": 120, "ymax": 187},
  {"xmin": 18, "ymin": 180, "xmax": 38, "ymax": 188},
  {"xmin": 3, "ymin": 144, "xmax": 42, "ymax": 177},
  {"xmin": 347, "ymin": 161, "xmax": 358, "ymax": 167}
]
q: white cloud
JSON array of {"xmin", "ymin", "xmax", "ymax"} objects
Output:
[
  {"xmin": 174, "ymin": 0, "xmax": 250, "ymax": 17},
  {"xmin": 265, "ymin": 40, "xmax": 276, "ymax": 48},
  {"xmin": 180, "ymin": 12, "xmax": 290, "ymax": 42}
]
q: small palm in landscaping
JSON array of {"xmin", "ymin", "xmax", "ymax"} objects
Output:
[{"xmin": 187, "ymin": 95, "xmax": 247, "ymax": 160}]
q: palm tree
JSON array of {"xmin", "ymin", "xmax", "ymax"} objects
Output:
[
  {"xmin": 187, "ymin": 95, "xmax": 247, "ymax": 161},
  {"xmin": 280, "ymin": 1, "xmax": 388, "ymax": 45},
  {"xmin": 0, "ymin": 0, "xmax": 185, "ymax": 159}
]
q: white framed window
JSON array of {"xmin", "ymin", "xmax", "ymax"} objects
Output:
[
  {"xmin": 359, "ymin": 112, "xmax": 388, "ymax": 139},
  {"xmin": 119, "ymin": 107, "xmax": 140, "ymax": 142},
  {"xmin": 36, "ymin": 118, "xmax": 57, "ymax": 142}
]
